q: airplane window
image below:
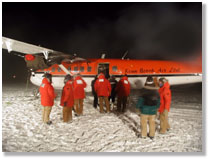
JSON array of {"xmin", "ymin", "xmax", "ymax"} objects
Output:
[
  {"xmin": 68, "ymin": 67, "xmax": 71, "ymax": 71},
  {"xmin": 112, "ymin": 66, "xmax": 117, "ymax": 72},
  {"xmin": 74, "ymin": 66, "xmax": 78, "ymax": 71},
  {"xmin": 52, "ymin": 67, "xmax": 55, "ymax": 72},
  {"xmin": 87, "ymin": 66, "xmax": 92, "ymax": 72},
  {"xmin": 58, "ymin": 67, "xmax": 61, "ymax": 72},
  {"xmin": 80, "ymin": 66, "xmax": 84, "ymax": 72}
]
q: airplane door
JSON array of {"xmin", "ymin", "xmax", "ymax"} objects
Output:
[{"xmin": 98, "ymin": 63, "xmax": 110, "ymax": 79}]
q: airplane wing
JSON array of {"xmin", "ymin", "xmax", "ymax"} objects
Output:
[
  {"xmin": 2, "ymin": 36, "xmax": 54, "ymax": 54},
  {"xmin": 2, "ymin": 37, "xmax": 87, "ymax": 71}
]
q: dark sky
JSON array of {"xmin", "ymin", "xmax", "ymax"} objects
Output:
[{"xmin": 2, "ymin": 2, "xmax": 202, "ymax": 83}]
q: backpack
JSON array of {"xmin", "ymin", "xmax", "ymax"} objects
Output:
[{"xmin": 143, "ymin": 91, "xmax": 159, "ymax": 106}]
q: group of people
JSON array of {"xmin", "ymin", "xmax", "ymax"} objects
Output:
[
  {"xmin": 39, "ymin": 72, "xmax": 131, "ymax": 124},
  {"xmin": 91, "ymin": 73, "xmax": 131, "ymax": 113},
  {"xmin": 39, "ymin": 73, "xmax": 87, "ymax": 125},
  {"xmin": 39, "ymin": 72, "xmax": 171, "ymax": 140}
]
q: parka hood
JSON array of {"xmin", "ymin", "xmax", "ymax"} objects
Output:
[
  {"xmin": 75, "ymin": 75, "xmax": 82, "ymax": 80},
  {"xmin": 66, "ymin": 80, "xmax": 73, "ymax": 85},
  {"xmin": 163, "ymin": 82, "xmax": 170, "ymax": 89},
  {"xmin": 121, "ymin": 76, "xmax": 128, "ymax": 80},
  {"xmin": 159, "ymin": 81, "xmax": 170, "ymax": 92},
  {"xmin": 98, "ymin": 74, "xmax": 105, "ymax": 79},
  {"xmin": 42, "ymin": 78, "xmax": 50, "ymax": 84}
]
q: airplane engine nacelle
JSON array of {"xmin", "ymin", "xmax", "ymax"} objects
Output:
[{"xmin": 25, "ymin": 55, "xmax": 49, "ymax": 71}]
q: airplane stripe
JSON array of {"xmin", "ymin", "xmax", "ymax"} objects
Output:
[{"xmin": 34, "ymin": 72, "xmax": 201, "ymax": 78}]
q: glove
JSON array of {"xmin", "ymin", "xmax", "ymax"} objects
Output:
[{"xmin": 64, "ymin": 102, "xmax": 67, "ymax": 106}]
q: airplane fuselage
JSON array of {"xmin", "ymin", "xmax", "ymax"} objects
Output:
[{"xmin": 30, "ymin": 58, "xmax": 202, "ymax": 91}]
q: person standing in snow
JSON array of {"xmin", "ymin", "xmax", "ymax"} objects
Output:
[
  {"xmin": 60, "ymin": 74, "xmax": 74, "ymax": 122},
  {"xmin": 91, "ymin": 75, "xmax": 98, "ymax": 109},
  {"xmin": 39, "ymin": 73, "xmax": 56, "ymax": 125},
  {"xmin": 94, "ymin": 73, "xmax": 111, "ymax": 113},
  {"xmin": 136, "ymin": 76, "xmax": 160, "ymax": 139},
  {"xmin": 109, "ymin": 75, "xmax": 118, "ymax": 110},
  {"xmin": 73, "ymin": 74, "xmax": 87, "ymax": 116},
  {"xmin": 158, "ymin": 77, "xmax": 171, "ymax": 134},
  {"xmin": 115, "ymin": 75, "xmax": 131, "ymax": 113}
]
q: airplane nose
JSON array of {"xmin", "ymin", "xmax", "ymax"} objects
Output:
[{"xmin": 30, "ymin": 73, "xmax": 43, "ymax": 87}]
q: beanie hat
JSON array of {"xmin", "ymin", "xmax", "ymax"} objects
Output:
[
  {"xmin": 144, "ymin": 76, "xmax": 156, "ymax": 87},
  {"xmin": 159, "ymin": 77, "xmax": 168, "ymax": 83},
  {"xmin": 43, "ymin": 73, "xmax": 52, "ymax": 79},
  {"xmin": 64, "ymin": 74, "xmax": 72, "ymax": 81}
]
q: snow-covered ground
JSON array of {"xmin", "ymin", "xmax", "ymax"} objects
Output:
[{"xmin": 2, "ymin": 83, "xmax": 202, "ymax": 152}]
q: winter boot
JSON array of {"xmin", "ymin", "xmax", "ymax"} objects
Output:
[{"xmin": 47, "ymin": 121, "xmax": 52, "ymax": 125}]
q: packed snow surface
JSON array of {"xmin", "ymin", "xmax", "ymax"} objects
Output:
[{"xmin": 2, "ymin": 83, "xmax": 202, "ymax": 152}]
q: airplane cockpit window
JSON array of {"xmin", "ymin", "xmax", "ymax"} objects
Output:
[
  {"xmin": 74, "ymin": 66, "xmax": 78, "ymax": 72},
  {"xmin": 80, "ymin": 66, "xmax": 84, "ymax": 72},
  {"xmin": 87, "ymin": 66, "xmax": 92, "ymax": 72},
  {"xmin": 58, "ymin": 67, "xmax": 61, "ymax": 72},
  {"xmin": 52, "ymin": 67, "xmax": 55, "ymax": 72},
  {"xmin": 68, "ymin": 67, "xmax": 71, "ymax": 71},
  {"xmin": 112, "ymin": 66, "xmax": 118, "ymax": 72}
]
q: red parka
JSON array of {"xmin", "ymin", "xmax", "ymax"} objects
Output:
[
  {"xmin": 94, "ymin": 74, "xmax": 111, "ymax": 97},
  {"xmin": 39, "ymin": 78, "xmax": 56, "ymax": 107},
  {"xmin": 158, "ymin": 82, "xmax": 171, "ymax": 113},
  {"xmin": 60, "ymin": 80, "xmax": 74, "ymax": 107},
  {"xmin": 73, "ymin": 76, "xmax": 87, "ymax": 99},
  {"xmin": 115, "ymin": 76, "xmax": 131, "ymax": 97}
]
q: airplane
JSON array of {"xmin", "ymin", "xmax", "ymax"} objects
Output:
[{"xmin": 2, "ymin": 37, "xmax": 202, "ymax": 92}]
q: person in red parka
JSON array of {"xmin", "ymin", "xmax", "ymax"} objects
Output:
[
  {"xmin": 39, "ymin": 73, "xmax": 56, "ymax": 125},
  {"xmin": 73, "ymin": 74, "xmax": 87, "ymax": 116},
  {"xmin": 158, "ymin": 77, "xmax": 171, "ymax": 134},
  {"xmin": 94, "ymin": 73, "xmax": 111, "ymax": 113},
  {"xmin": 115, "ymin": 75, "xmax": 131, "ymax": 113},
  {"xmin": 60, "ymin": 74, "xmax": 74, "ymax": 122}
]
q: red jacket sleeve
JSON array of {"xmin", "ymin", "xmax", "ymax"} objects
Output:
[
  {"xmin": 159, "ymin": 96, "xmax": 164, "ymax": 113},
  {"xmin": 127, "ymin": 82, "xmax": 131, "ymax": 95},
  {"xmin": 63, "ymin": 86, "xmax": 71, "ymax": 102},
  {"xmin": 48, "ymin": 85, "xmax": 56, "ymax": 100},
  {"xmin": 82, "ymin": 79, "xmax": 87, "ymax": 88},
  {"xmin": 163, "ymin": 89, "xmax": 171, "ymax": 111}
]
